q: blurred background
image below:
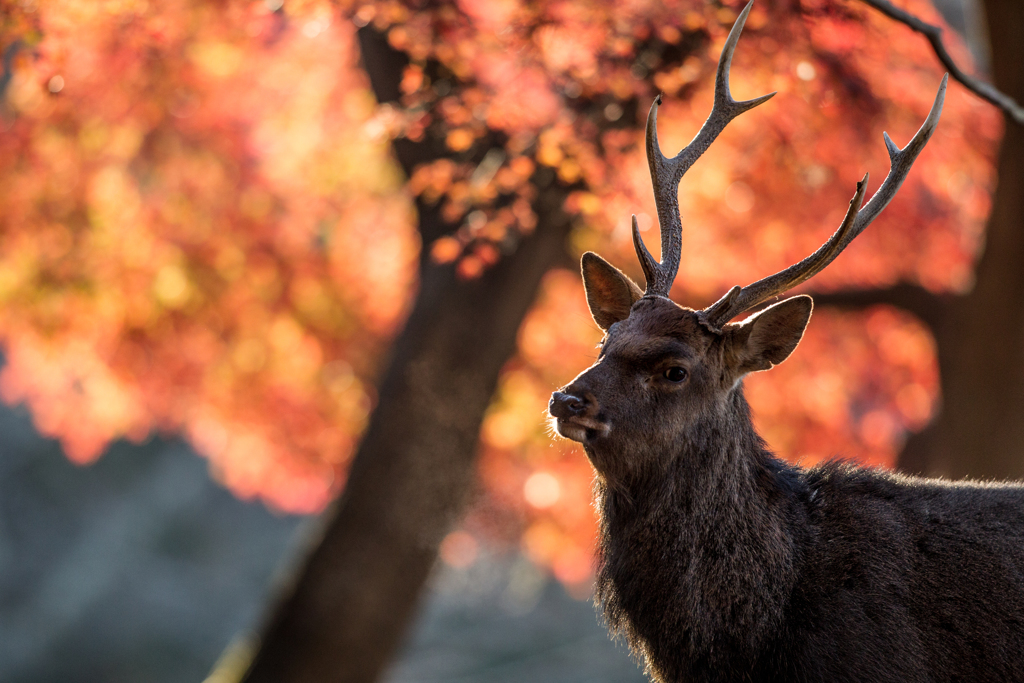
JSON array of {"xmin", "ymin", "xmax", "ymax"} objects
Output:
[{"xmin": 0, "ymin": 0, "xmax": 1018, "ymax": 680}]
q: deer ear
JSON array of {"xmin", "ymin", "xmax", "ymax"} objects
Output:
[
  {"xmin": 724, "ymin": 295, "xmax": 812, "ymax": 375},
  {"xmin": 581, "ymin": 252, "xmax": 643, "ymax": 331}
]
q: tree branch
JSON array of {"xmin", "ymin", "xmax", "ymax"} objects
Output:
[
  {"xmin": 0, "ymin": 40, "xmax": 22, "ymax": 104},
  {"xmin": 807, "ymin": 282, "xmax": 954, "ymax": 330},
  {"xmin": 857, "ymin": 0, "xmax": 1024, "ymax": 125}
]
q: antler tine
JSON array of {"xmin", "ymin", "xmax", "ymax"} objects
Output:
[
  {"xmin": 700, "ymin": 74, "xmax": 948, "ymax": 331},
  {"xmin": 634, "ymin": 0, "xmax": 776, "ymax": 297},
  {"xmin": 839, "ymin": 73, "xmax": 947, "ymax": 250},
  {"xmin": 701, "ymin": 177, "xmax": 868, "ymax": 328}
]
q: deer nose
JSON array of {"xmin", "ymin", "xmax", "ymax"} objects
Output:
[{"xmin": 549, "ymin": 391, "xmax": 588, "ymax": 419}]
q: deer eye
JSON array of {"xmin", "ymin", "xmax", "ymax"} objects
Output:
[{"xmin": 663, "ymin": 367, "xmax": 687, "ymax": 382}]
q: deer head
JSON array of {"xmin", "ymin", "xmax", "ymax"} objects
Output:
[{"xmin": 549, "ymin": 0, "xmax": 946, "ymax": 484}]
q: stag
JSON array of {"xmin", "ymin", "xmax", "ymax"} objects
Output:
[{"xmin": 549, "ymin": 3, "xmax": 1024, "ymax": 682}]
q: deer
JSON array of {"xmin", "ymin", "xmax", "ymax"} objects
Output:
[{"xmin": 548, "ymin": 3, "xmax": 1024, "ymax": 682}]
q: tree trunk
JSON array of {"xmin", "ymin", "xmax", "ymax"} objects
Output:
[
  {"xmin": 897, "ymin": 0, "xmax": 1024, "ymax": 478},
  {"xmin": 239, "ymin": 28, "xmax": 573, "ymax": 683}
]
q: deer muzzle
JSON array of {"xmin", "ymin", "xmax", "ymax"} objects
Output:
[{"xmin": 549, "ymin": 390, "xmax": 608, "ymax": 442}]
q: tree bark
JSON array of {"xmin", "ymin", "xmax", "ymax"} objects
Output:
[
  {"xmin": 897, "ymin": 0, "xmax": 1024, "ymax": 478},
  {"xmin": 239, "ymin": 28, "xmax": 573, "ymax": 683}
]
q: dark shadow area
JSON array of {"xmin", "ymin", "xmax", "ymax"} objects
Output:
[
  {"xmin": 385, "ymin": 553, "xmax": 647, "ymax": 683},
  {"xmin": 0, "ymin": 404, "xmax": 306, "ymax": 683},
  {"xmin": 0, "ymin": 397, "xmax": 645, "ymax": 683}
]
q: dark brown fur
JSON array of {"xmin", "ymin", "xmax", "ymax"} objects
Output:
[{"xmin": 549, "ymin": 259, "xmax": 1024, "ymax": 683}]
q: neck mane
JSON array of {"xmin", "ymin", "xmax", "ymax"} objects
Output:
[{"xmin": 593, "ymin": 390, "xmax": 806, "ymax": 682}]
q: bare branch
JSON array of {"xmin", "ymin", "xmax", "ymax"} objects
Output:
[
  {"xmin": 808, "ymin": 283, "xmax": 954, "ymax": 331},
  {"xmin": 858, "ymin": 0, "xmax": 1024, "ymax": 125},
  {"xmin": 0, "ymin": 40, "xmax": 23, "ymax": 103}
]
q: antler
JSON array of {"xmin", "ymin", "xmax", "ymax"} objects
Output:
[
  {"xmin": 633, "ymin": 0, "xmax": 775, "ymax": 297},
  {"xmin": 699, "ymin": 73, "xmax": 948, "ymax": 332}
]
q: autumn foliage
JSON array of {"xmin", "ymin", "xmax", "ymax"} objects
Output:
[
  {"xmin": 0, "ymin": 0, "xmax": 999, "ymax": 584},
  {"xmin": 0, "ymin": 0, "xmax": 419, "ymax": 512}
]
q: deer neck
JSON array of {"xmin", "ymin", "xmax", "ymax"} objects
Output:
[{"xmin": 593, "ymin": 389, "xmax": 805, "ymax": 680}]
